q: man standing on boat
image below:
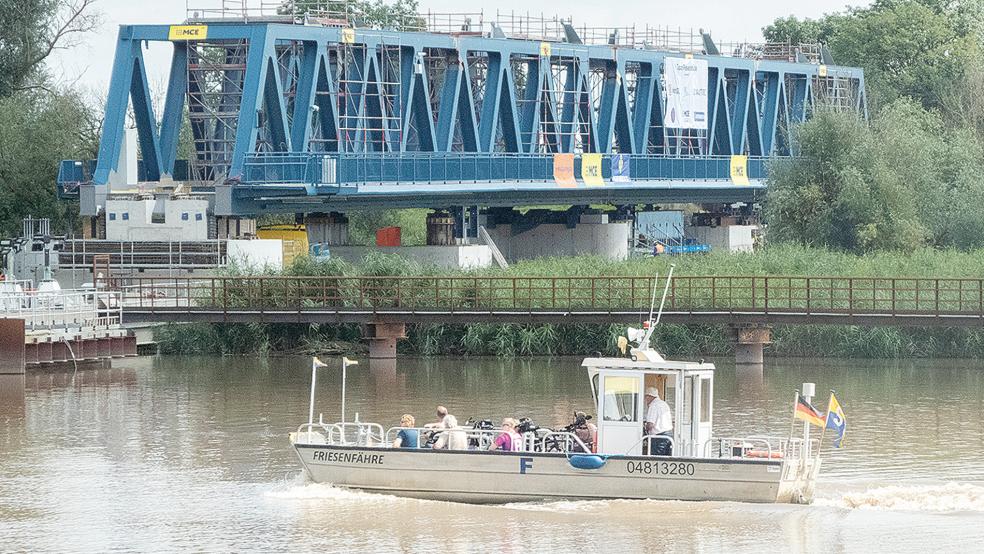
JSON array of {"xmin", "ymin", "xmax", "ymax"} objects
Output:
[{"xmin": 644, "ymin": 387, "xmax": 673, "ymax": 456}]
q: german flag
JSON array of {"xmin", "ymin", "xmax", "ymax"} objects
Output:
[{"xmin": 794, "ymin": 393, "xmax": 825, "ymax": 427}]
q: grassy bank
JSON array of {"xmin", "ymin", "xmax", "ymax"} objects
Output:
[
  {"xmin": 155, "ymin": 245, "xmax": 984, "ymax": 358},
  {"xmin": 279, "ymin": 243, "xmax": 984, "ymax": 279}
]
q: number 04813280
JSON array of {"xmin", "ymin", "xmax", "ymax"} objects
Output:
[{"xmin": 626, "ymin": 460, "xmax": 696, "ymax": 476}]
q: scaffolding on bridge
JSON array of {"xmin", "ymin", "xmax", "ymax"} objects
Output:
[{"xmin": 67, "ymin": 0, "xmax": 866, "ymax": 214}]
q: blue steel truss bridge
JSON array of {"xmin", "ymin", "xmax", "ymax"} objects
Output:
[{"xmin": 58, "ymin": 2, "xmax": 866, "ymax": 215}]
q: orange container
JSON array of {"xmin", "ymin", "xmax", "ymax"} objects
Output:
[{"xmin": 376, "ymin": 226, "xmax": 402, "ymax": 247}]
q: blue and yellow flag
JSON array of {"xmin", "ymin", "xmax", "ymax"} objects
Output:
[{"xmin": 825, "ymin": 393, "xmax": 847, "ymax": 448}]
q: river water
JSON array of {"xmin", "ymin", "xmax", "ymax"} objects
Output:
[{"xmin": 2, "ymin": 355, "xmax": 983, "ymax": 552}]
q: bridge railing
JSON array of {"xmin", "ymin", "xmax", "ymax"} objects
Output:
[
  {"xmin": 239, "ymin": 152, "xmax": 771, "ymax": 186},
  {"xmin": 114, "ymin": 275, "xmax": 984, "ymax": 317}
]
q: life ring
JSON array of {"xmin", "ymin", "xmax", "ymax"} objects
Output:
[{"xmin": 745, "ymin": 450, "xmax": 783, "ymax": 459}]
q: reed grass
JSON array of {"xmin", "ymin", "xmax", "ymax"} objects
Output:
[{"xmin": 157, "ymin": 245, "xmax": 984, "ymax": 358}]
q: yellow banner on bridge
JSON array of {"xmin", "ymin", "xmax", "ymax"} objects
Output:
[
  {"xmin": 730, "ymin": 155, "xmax": 750, "ymax": 186},
  {"xmin": 581, "ymin": 153, "xmax": 604, "ymax": 186},
  {"xmin": 168, "ymin": 25, "xmax": 208, "ymax": 41}
]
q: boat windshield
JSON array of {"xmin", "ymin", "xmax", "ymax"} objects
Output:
[{"xmin": 602, "ymin": 376, "xmax": 639, "ymax": 422}]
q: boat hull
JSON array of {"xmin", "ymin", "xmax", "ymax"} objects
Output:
[{"xmin": 293, "ymin": 444, "xmax": 815, "ymax": 504}]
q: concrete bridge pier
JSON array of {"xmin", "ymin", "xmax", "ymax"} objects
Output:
[
  {"xmin": 305, "ymin": 212, "xmax": 349, "ymax": 246},
  {"xmin": 363, "ymin": 322, "xmax": 406, "ymax": 359},
  {"xmin": 0, "ymin": 374, "xmax": 25, "ymax": 417},
  {"xmin": 733, "ymin": 324, "xmax": 771, "ymax": 366}
]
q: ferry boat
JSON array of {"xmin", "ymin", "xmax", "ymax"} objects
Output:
[{"xmin": 289, "ymin": 326, "xmax": 824, "ymax": 505}]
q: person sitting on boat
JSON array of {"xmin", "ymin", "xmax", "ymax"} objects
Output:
[
  {"xmin": 392, "ymin": 414, "xmax": 419, "ymax": 448},
  {"xmin": 424, "ymin": 406, "xmax": 449, "ymax": 429},
  {"xmin": 644, "ymin": 387, "xmax": 673, "ymax": 456},
  {"xmin": 488, "ymin": 418, "xmax": 523, "ymax": 452},
  {"xmin": 571, "ymin": 411, "xmax": 598, "ymax": 453},
  {"xmin": 433, "ymin": 414, "xmax": 468, "ymax": 450}
]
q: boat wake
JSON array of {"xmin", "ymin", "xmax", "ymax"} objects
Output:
[
  {"xmin": 816, "ymin": 483, "xmax": 984, "ymax": 512},
  {"xmin": 263, "ymin": 473, "xmax": 400, "ymax": 503},
  {"xmin": 502, "ymin": 499, "xmax": 619, "ymax": 513}
]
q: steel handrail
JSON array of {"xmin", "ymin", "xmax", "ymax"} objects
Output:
[{"xmin": 113, "ymin": 275, "xmax": 984, "ymax": 317}]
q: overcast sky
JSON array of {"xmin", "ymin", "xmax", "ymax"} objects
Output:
[{"xmin": 50, "ymin": 0, "xmax": 871, "ymax": 95}]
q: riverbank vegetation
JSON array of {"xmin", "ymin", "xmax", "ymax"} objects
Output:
[
  {"xmin": 765, "ymin": 0, "xmax": 984, "ymax": 252},
  {"xmin": 155, "ymin": 246, "xmax": 984, "ymax": 359}
]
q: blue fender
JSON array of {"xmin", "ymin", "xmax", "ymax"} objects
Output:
[{"xmin": 568, "ymin": 454, "xmax": 607, "ymax": 470}]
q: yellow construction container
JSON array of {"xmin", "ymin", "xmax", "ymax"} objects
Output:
[{"xmin": 257, "ymin": 224, "xmax": 309, "ymax": 266}]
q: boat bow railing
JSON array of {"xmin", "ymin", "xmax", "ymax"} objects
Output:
[
  {"xmin": 708, "ymin": 436, "xmax": 820, "ymax": 460},
  {"xmin": 294, "ymin": 422, "xmax": 384, "ymax": 446}
]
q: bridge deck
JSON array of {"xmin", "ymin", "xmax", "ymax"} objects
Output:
[{"xmin": 116, "ymin": 275, "xmax": 984, "ymax": 327}]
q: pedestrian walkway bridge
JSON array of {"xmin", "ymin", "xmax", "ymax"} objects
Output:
[{"xmin": 115, "ymin": 275, "xmax": 984, "ymax": 327}]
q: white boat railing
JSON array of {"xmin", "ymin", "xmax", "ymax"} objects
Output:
[
  {"xmin": 296, "ymin": 423, "xmax": 826, "ymax": 463},
  {"xmin": 377, "ymin": 426, "xmax": 592, "ymax": 453},
  {"xmin": 294, "ymin": 422, "xmax": 385, "ymax": 446},
  {"xmin": 708, "ymin": 436, "xmax": 820, "ymax": 460},
  {"xmin": 623, "ymin": 434, "xmax": 676, "ymax": 456}
]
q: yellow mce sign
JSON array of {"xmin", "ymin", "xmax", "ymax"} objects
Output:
[
  {"xmin": 581, "ymin": 153, "xmax": 604, "ymax": 186},
  {"xmin": 168, "ymin": 25, "xmax": 208, "ymax": 41}
]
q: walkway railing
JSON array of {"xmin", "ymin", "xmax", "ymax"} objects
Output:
[
  {"xmin": 114, "ymin": 275, "xmax": 984, "ymax": 318},
  {"xmin": 0, "ymin": 290, "xmax": 122, "ymax": 330},
  {"xmin": 240, "ymin": 153, "xmax": 770, "ymax": 186}
]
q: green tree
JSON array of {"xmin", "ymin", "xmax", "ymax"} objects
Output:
[
  {"xmin": 285, "ymin": 0, "xmax": 421, "ymax": 29},
  {"xmin": 0, "ymin": 90, "xmax": 98, "ymax": 236},
  {"xmin": 0, "ymin": 0, "xmax": 100, "ymax": 97},
  {"xmin": 764, "ymin": 1, "xmax": 984, "ymax": 112},
  {"xmin": 765, "ymin": 106, "xmax": 927, "ymax": 251},
  {"xmin": 762, "ymin": 15, "xmax": 838, "ymax": 44}
]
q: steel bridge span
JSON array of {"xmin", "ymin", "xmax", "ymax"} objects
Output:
[{"xmin": 58, "ymin": 5, "xmax": 866, "ymax": 215}]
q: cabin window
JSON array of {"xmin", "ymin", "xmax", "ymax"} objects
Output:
[
  {"xmin": 682, "ymin": 378, "xmax": 694, "ymax": 425},
  {"xmin": 700, "ymin": 378, "xmax": 712, "ymax": 423},
  {"xmin": 603, "ymin": 376, "xmax": 639, "ymax": 422}
]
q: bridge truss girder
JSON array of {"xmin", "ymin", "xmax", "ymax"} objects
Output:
[{"xmin": 91, "ymin": 22, "xmax": 866, "ymax": 211}]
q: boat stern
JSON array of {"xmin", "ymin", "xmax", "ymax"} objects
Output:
[{"xmin": 777, "ymin": 457, "xmax": 822, "ymax": 504}]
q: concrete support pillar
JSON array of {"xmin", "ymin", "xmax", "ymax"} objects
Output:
[
  {"xmin": 0, "ymin": 319, "xmax": 26, "ymax": 375},
  {"xmin": 0, "ymin": 374, "xmax": 26, "ymax": 416},
  {"xmin": 363, "ymin": 322, "xmax": 406, "ymax": 359},
  {"xmin": 427, "ymin": 211, "xmax": 455, "ymax": 245},
  {"xmin": 734, "ymin": 325, "xmax": 771, "ymax": 366},
  {"xmin": 214, "ymin": 216, "xmax": 257, "ymax": 239},
  {"xmin": 306, "ymin": 212, "xmax": 349, "ymax": 246}
]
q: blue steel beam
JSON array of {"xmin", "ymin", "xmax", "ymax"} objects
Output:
[{"xmin": 81, "ymin": 20, "xmax": 865, "ymax": 214}]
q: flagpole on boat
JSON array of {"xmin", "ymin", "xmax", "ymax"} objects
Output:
[
  {"xmin": 801, "ymin": 383, "xmax": 815, "ymax": 459},
  {"xmin": 308, "ymin": 357, "xmax": 319, "ymax": 428},
  {"xmin": 813, "ymin": 391, "xmax": 833, "ymax": 465},
  {"xmin": 786, "ymin": 389, "xmax": 798, "ymax": 456},
  {"xmin": 341, "ymin": 357, "xmax": 358, "ymax": 422}
]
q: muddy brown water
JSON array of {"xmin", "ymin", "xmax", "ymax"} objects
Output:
[{"xmin": 2, "ymin": 356, "xmax": 983, "ymax": 552}]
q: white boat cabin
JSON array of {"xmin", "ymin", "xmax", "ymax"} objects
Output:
[{"xmin": 583, "ymin": 357, "xmax": 715, "ymax": 457}]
